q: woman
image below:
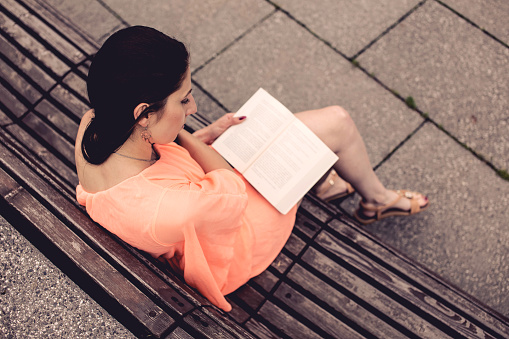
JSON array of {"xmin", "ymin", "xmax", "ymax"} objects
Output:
[{"xmin": 75, "ymin": 26, "xmax": 428, "ymax": 311}]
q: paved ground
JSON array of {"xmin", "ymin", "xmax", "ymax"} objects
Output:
[
  {"xmin": 0, "ymin": 216, "xmax": 134, "ymax": 338},
  {"xmin": 1, "ymin": 0, "xmax": 508, "ymax": 336}
]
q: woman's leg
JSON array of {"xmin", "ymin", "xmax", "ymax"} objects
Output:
[{"xmin": 295, "ymin": 106, "xmax": 427, "ymax": 215}]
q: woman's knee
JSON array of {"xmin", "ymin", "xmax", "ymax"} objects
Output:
[{"xmin": 321, "ymin": 105, "xmax": 354, "ymax": 132}]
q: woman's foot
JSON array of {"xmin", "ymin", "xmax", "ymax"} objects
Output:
[
  {"xmin": 354, "ymin": 190, "xmax": 429, "ymax": 225},
  {"xmin": 315, "ymin": 169, "xmax": 355, "ymax": 202}
]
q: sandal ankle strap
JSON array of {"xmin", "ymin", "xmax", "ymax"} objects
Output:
[{"xmin": 360, "ymin": 190, "xmax": 423, "ymax": 219}]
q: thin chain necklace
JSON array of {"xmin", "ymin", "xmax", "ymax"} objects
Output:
[{"xmin": 113, "ymin": 151, "xmax": 157, "ymax": 162}]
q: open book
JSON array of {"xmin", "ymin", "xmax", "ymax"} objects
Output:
[{"xmin": 212, "ymin": 88, "xmax": 338, "ymax": 214}]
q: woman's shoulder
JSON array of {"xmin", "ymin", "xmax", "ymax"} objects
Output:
[{"xmin": 75, "ymin": 109, "xmax": 149, "ymax": 193}]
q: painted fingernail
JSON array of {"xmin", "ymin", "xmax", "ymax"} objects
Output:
[{"xmin": 239, "ymin": 116, "xmax": 247, "ymax": 120}]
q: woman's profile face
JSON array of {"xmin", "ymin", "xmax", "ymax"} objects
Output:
[{"xmin": 149, "ymin": 69, "xmax": 196, "ymax": 144}]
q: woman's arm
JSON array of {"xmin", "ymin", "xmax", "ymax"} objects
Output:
[{"xmin": 177, "ymin": 130, "xmax": 234, "ymax": 173}]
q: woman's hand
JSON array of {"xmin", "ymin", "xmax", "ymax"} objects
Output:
[
  {"xmin": 177, "ymin": 130, "xmax": 234, "ymax": 172},
  {"xmin": 193, "ymin": 113, "xmax": 246, "ymax": 145}
]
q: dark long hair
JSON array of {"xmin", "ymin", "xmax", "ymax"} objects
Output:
[{"xmin": 82, "ymin": 26, "xmax": 189, "ymax": 165}]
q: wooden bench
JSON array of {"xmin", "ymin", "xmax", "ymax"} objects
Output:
[{"xmin": 1, "ymin": 0, "xmax": 509, "ymax": 337}]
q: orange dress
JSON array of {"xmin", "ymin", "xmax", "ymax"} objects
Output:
[{"xmin": 76, "ymin": 143, "xmax": 297, "ymax": 311}]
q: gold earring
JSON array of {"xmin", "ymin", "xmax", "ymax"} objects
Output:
[{"xmin": 141, "ymin": 128, "xmax": 152, "ymax": 143}]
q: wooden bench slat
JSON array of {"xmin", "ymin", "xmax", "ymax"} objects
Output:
[
  {"xmin": 62, "ymin": 72, "xmax": 88, "ymax": 102},
  {"xmin": 270, "ymin": 251, "xmax": 292, "ymax": 274},
  {"xmin": 0, "ymin": 11, "xmax": 69, "ymax": 77},
  {"xmin": 287, "ymin": 263, "xmax": 411, "ymax": 339},
  {"xmin": 50, "ymin": 84, "xmax": 89, "ymax": 119},
  {"xmin": 34, "ymin": 99, "xmax": 78, "ymax": 139},
  {"xmin": 78, "ymin": 64, "xmax": 90, "ymax": 76},
  {"xmin": 231, "ymin": 284, "xmax": 266, "ymax": 311},
  {"xmin": 0, "ymin": 81, "xmax": 28, "ymax": 117},
  {"xmin": 329, "ymin": 218, "xmax": 509, "ymax": 338},
  {"xmin": 298, "ymin": 197, "xmax": 336, "ymax": 223},
  {"xmin": 166, "ymin": 326, "xmax": 195, "ymax": 339},
  {"xmin": 294, "ymin": 210, "xmax": 325, "ymax": 238},
  {"xmin": 21, "ymin": 0, "xmax": 99, "ymax": 55},
  {"xmin": 274, "ymin": 282, "xmax": 366, "ymax": 339},
  {"xmin": 200, "ymin": 307, "xmax": 258, "ymax": 339},
  {"xmin": 3, "ymin": 124, "xmax": 77, "ymax": 188},
  {"xmin": 283, "ymin": 232, "xmax": 307, "ymax": 256},
  {"xmin": 315, "ymin": 230, "xmax": 493, "ymax": 338},
  {"xmin": 250, "ymin": 270, "xmax": 279, "ymax": 293},
  {"xmin": 182, "ymin": 309, "xmax": 245, "ymax": 339},
  {"xmin": 0, "ymin": 34, "xmax": 55, "ymax": 91},
  {"xmin": 0, "ymin": 168, "xmax": 175, "ymax": 337},
  {"xmin": 243, "ymin": 318, "xmax": 279, "ymax": 339},
  {"xmin": 0, "ymin": 109, "xmax": 13, "ymax": 125},
  {"xmin": 115, "ymin": 247, "xmax": 216, "ymax": 312},
  {"xmin": 301, "ymin": 246, "xmax": 451, "ymax": 338},
  {"xmin": 21, "ymin": 112, "xmax": 74, "ymax": 163},
  {"xmin": 0, "ymin": 57, "xmax": 41, "ymax": 104},
  {"xmin": 225, "ymin": 299, "xmax": 251, "ymax": 324},
  {"xmin": 258, "ymin": 301, "xmax": 322, "ymax": 338},
  {"xmin": 2, "ymin": 0, "xmax": 85, "ymax": 64}
]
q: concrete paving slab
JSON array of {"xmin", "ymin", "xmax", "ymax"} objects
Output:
[
  {"xmin": 101, "ymin": 0, "xmax": 274, "ymax": 71},
  {"xmin": 194, "ymin": 11, "xmax": 423, "ymax": 166},
  {"xmin": 440, "ymin": 0, "xmax": 509, "ymax": 45},
  {"xmin": 340, "ymin": 123, "xmax": 509, "ymax": 316},
  {"xmin": 274, "ymin": 0, "xmax": 421, "ymax": 58},
  {"xmin": 0, "ymin": 216, "xmax": 134, "ymax": 338},
  {"xmin": 358, "ymin": 1, "xmax": 509, "ymax": 171},
  {"xmin": 43, "ymin": 0, "xmax": 125, "ymax": 44}
]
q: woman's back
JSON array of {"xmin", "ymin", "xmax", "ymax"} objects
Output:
[{"xmin": 75, "ymin": 109, "xmax": 154, "ymax": 193}]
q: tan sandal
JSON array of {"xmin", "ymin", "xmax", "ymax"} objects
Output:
[
  {"xmin": 316, "ymin": 169, "xmax": 355, "ymax": 202},
  {"xmin": 354, "ymin": 190, "xmax": 429, "ymax": 225}
]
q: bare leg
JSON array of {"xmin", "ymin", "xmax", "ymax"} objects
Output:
[{"xmin": 295, "ymin": 106, "xmax": 427, "ymax": 215}]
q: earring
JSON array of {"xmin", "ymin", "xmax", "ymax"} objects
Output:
[{"xmin": 141, "ymin": 127, "xmax": 152, "ymax": 143}]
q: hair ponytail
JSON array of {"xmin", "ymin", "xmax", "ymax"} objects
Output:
[
  {"xmin": 81, "ymin": 113, "xmax": 133, "ymax": 165},
  {"xmin": 82, "ymin": 26, "xmax": 189, "ymax": 165}
]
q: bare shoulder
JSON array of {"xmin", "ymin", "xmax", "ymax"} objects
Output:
[{"xmin": 74, "ymin": 109, "xmax": 149, "ymax": 193}]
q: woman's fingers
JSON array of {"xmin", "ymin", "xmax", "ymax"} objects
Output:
[
  {"xmin": 216, "ymin": 113, "xmax": 246, "ymax": 129},
  {"xmin": 194, "ymin": 113, "xmax": 247, "ymax": 145},
  {"xmin": 231, "ymin": 115, "xmax": 247, "ymax": 125}
]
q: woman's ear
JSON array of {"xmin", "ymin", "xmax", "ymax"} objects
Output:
[{"xmin": 133, "ymin": 103, "xmax": 150, "ymax": 127}]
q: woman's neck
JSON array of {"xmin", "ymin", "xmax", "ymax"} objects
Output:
[{"xmin": 115, "ymin": 138, "xmax": 158, "ymax": 162}]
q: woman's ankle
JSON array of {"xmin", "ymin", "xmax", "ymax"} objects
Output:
[{"xmin": 361, "ymin": 189, "xmax": 396, "ymax": 207}]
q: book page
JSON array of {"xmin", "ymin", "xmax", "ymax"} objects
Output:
[
  {"xmin": 212, "ymin": 89, "xmax": 294, "ymax": 172},
  {"xmin": 243, "ymin": 119, "xmax": 338, "ymax": 214}
]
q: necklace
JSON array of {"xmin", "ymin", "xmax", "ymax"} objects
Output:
[{"xmin": 113, "ymin": 151, "xmax": 157, "ymax": 162}]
